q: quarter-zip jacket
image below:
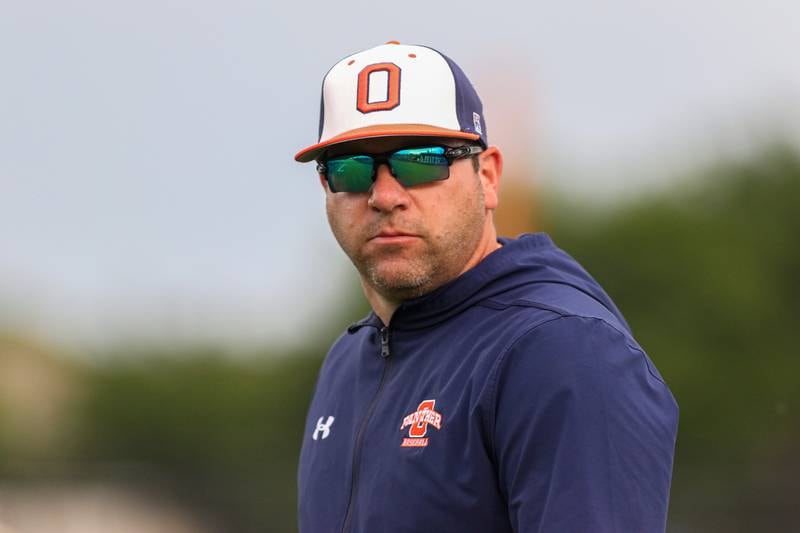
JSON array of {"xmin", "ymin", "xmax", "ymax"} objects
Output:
[{"xmin": 298, "ymin": 233, "xmax": 678, "ymax": 533}]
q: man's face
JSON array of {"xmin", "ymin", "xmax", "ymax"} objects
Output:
[{"xmin": 321, "ymin": 138, "xmax": 494, "ymax": 302}]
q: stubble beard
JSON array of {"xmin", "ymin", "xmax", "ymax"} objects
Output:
[
  {"xmin": 349, "ymin": 181, "xmax": 487, "ymax": 302},
  {"xmin": 362, "ymin": 241, "xmax": 440, "ymax": 300}
]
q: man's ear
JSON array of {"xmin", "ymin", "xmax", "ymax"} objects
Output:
[
  {"xmin": 478, "ymin": 146, "xmax": 503, "ymax": 210},
  {"xmin": 319, "ymin": 173, "xmax": 329, "ymax": 190}
]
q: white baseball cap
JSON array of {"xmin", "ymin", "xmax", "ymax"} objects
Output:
[{"xmin": 294, "ymin": 41, "xmax": 488, "ymax": 162}]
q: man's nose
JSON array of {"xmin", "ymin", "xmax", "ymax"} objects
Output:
[{"xmin": 368, "ymin": 164, "xmax": 409, "ymax": 212}]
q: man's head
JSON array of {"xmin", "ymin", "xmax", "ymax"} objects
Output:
[{"xmin": 295, "ymin": 42, "xmax": 503, "ymax": 311}]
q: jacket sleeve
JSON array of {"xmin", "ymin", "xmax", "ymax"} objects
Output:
[{"xmin": 489, "ymin": 315, "xmax": 678, "ymax": 533}]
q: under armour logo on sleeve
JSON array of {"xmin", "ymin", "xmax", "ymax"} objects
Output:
[{"xmin": 313, "ymin": 416, "xmax": 335, "ymax": 440}]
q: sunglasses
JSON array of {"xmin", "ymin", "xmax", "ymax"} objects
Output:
[{"xmin": 316, "ymin": 145, "xmax": 484, "ymax": 193}]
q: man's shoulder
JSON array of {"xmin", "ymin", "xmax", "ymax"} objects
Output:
[
  {"xmin": 478, "ymin": 280, "xmax": 632, "ymax": 340},
  {"xmin": 484, "ymin": 299, "xmax": 670, "ymax": 397},
  {"xmin": 468, "ymin": 233, "xmax": 634, "ymax": 338}
]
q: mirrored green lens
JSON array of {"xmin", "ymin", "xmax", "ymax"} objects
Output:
[
  {"xmin": 389, "ymin": 147, "xmax": 449, "ymax": 187},
  {"xmin": 326, "ymin": 155, "xmax": 375, "ymax": 192}
]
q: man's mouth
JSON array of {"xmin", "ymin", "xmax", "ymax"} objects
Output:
[{"xmin": 369, "ymin": 230, "xmax": 420, "ymax": 243}]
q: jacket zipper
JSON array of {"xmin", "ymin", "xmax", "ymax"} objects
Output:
[{"xmin": 340, "ymin": 326, "xmax": 392, "ymax": 533}]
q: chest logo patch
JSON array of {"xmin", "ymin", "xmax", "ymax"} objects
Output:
[{"xmin": 400, "ymin": 399, "xmax": 442, "ymax": 448}]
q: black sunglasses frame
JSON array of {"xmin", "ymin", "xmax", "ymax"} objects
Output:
[{"xmin": 316, "ymin": 145, "xmax": 484, "ymax": 192}]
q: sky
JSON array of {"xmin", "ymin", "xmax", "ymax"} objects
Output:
[{"xmin": 2, "ymin": 0, "xmax": 799, "ymax": 351}]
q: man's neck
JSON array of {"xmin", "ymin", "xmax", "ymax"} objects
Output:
[{"xmin": 361, "ymin": 282, "xmax": 401, "ymax": 327}]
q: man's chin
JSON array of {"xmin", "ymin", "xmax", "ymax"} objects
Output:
[{"xmin": 365, "ymin": 264, "xmax": 433, "ymax": 299}]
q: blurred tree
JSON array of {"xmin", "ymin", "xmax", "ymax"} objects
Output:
[{"xmin": 78, "ymin": 349, "xmax": 324, "ymax": 533}]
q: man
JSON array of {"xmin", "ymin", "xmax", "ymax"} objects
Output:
[{"xmin": 294, "ymin": 41, "xmax": 678, "ymax": 533}]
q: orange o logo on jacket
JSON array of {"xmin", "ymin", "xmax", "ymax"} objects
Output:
[{"xmin": 400, "ymin": 399, "xmax": 443, "ymax": 447}]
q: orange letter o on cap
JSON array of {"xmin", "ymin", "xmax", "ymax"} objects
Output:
[{"xmin": 357, "ymin": 63, "xmax": 401, "ymax": 114}]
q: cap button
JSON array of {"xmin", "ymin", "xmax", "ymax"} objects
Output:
[{"xmin": 385, "ymin": 40, "xmax": 400, "ymax": 45}]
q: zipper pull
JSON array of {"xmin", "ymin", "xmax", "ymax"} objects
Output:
[{"xmin": 379, "ymin": 327, "xmax": 391, "ymax": 358}]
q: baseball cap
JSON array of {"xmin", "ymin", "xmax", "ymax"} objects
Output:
[{"xmin": 294, "ymin": 41, "xmax": 488, "ymax": 163}]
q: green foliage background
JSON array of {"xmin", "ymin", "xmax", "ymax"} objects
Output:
[{"xmin": 1, "ymin": 145, "xmax": 798, "ymax": 532}]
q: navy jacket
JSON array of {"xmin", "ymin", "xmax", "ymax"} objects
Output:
[{"xmin": 298, "ymin": 233, "xmax": 678, "ymax": 533}]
